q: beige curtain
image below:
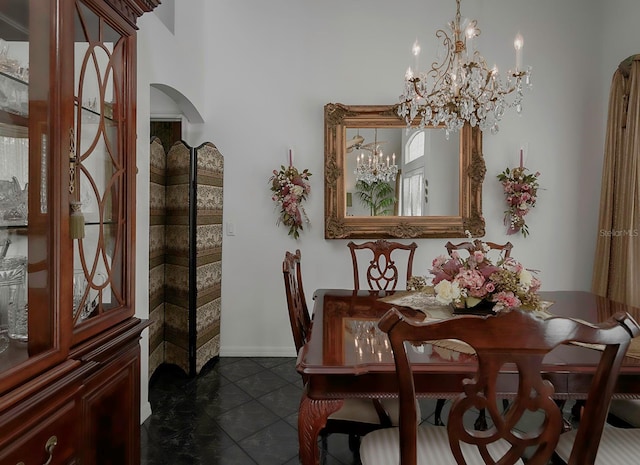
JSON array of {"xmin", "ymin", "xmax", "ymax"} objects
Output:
[{"xmin": 592, "ymin": 55, "xmax": 640, "ymax": 307}]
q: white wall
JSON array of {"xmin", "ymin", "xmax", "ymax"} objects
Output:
[{"xmin": 134, "ymin": 0, "xmax": 640, "ymax": 420}]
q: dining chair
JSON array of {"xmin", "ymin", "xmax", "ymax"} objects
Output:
[
  {"xmin": 445, "ymin": 239, "xmax": 513, "ymax": 259},
  {"xmin": 360, "ymin": 307, "xmax": 639, "ymax": 465},
  {"xmin": 434, "ymin": 239, "xmax": 514, "ymax": 429},
  {"xmin": 281, "ymin": 250, "xmax": 402, "ymax": 457},
  {"xmin": 347, "ymin": 240, "xmax": 418, "ymax": 291}
]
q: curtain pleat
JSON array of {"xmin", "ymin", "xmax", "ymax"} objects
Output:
[{"xmin": 592, "ymin": 56, "xmax": 640, "ymax": 308}]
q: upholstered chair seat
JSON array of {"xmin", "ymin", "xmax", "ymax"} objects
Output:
[
  {"xmin": 554, "ymin": 424, "xmax": 640, "ymax": 465},
  {"xmin": 608, "ymin": 399, "xmax": 640, "ymax": 427},
  {"xmin": 360, "ymin": 424, "xmax": 523, "ymax": 465},
  {"xmin": 329, "ymin": 398, "xmax": 401, "ymax": 425}
]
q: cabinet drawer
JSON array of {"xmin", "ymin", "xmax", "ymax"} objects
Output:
[{"xmin": 0, "ymin": 387, "xmax": 79, "ymax": 465}]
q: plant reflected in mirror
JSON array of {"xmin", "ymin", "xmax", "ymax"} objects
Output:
[{"xmin": 355, "ymin": 180, "xmax": 396, "ymax": 216}]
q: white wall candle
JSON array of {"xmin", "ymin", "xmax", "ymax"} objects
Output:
[{"xmin": 519, "ymin": 148, "xmax": 523, "ymax": 168}]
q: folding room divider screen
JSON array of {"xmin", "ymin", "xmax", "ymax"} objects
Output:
[{"xmin": 149, "ymin": 138, "xmax": 223, "ymax": 377}]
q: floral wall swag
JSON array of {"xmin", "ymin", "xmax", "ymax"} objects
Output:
[
  {"xmin": 497, "ymin": 152, "xmax": 540, "ymax": 237},
  {"xmin": 269, "ymin": 164, "xmax": 311, "ymax": 239}
]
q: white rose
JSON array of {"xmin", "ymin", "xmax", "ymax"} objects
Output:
[
  {"xmin": 291, "ymin": 185, "xmax": 304, "ymax": 196},
  {"xmin": 434, "ymin": 280, "xmax": 462, "ymax": 305},
  {"xmin": 519, "ymin": 268, "xmax": 533, "ymax": 289}
]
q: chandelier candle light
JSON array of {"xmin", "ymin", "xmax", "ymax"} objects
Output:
[{"xmin": 398, "ymin": 0, "xmax": 532, "ymax": 138}]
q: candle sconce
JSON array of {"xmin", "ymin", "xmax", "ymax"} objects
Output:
[{"xmin": 497, "ymin": 151, "xmax": 541, "ymax": 237}]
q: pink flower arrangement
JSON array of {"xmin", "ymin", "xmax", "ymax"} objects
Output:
[
  {"xmin": 497, "ymin": 166, "xmax": 540, "ymax": 237},
  {"xmin": 269, "ymin": 165, "xmax": 311, "ymax": 239},
  {"xmin": 430, "ymin": 235, "xmax": 541, "ymax": 311}
]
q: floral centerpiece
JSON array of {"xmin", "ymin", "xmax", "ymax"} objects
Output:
[
  {"xmin": 430, "ymin": 234, "xmax": 541, "ymax": 312},
  {"xmin": 497, "ymin": 162, "xmax": 540, "ymax": 237},
  {"xmin": 269, "ymin": 165, "xmax": 311, "ymax": 239}
]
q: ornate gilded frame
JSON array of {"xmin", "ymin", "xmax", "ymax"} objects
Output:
[{"xmin": 324, "ymin": 103, "xmax": 485, "ymax": 239}]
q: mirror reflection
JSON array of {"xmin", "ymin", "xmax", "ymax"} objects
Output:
[
  {"xmin": 345, "ymin": 127, "xmax": 459, "ymax": 217},
  {"xmin": 324, "ymin": 103, "xmax": 485, "ymax": 239}
]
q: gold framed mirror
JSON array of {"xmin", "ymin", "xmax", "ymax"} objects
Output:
[{"xmin": 324, "ymin": 103, "xmax": 486, "ymax": 239}]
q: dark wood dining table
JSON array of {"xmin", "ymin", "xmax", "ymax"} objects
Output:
[{"xmin": 295, "ymin": 289, "xmax": 640, "ymax": 465}]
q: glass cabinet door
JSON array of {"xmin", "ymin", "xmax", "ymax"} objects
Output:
[
  {"xmin": 71, "ymin": 0, "xmax": 133, "ymax": 336},
  {"xmin": 0, "ymin": 1, "xmax": 56, "ymax": 376}
]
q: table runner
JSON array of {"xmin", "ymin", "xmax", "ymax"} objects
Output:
[{"xmin": 378, "ymin": 291, "xmax": 640, "ymax": 360}]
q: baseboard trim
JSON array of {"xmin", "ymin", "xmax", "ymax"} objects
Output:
[{"xmin": 219, "ymin": 346, "xmax": 297, "ymax": 357}]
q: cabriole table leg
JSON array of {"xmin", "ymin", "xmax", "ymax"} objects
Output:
[{"xmin": 298, "ymin": 390, "xmax": 344, "ymax": 465}]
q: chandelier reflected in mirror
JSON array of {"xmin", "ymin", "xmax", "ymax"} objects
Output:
[
  {"xmin": 353, "ymin": 129, "xmax": 398, "ymax": 184},
  {"xmin": 398, "ymin": 0, "xmax": 532, "ymax": 138}
]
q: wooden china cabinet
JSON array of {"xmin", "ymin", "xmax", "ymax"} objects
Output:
[{"xmin": 0, "ymin": 0, "xmax": 158, "ymax": 463}]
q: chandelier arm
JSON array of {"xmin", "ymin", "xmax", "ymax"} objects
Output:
[
  {"xmin": 426, "ymin": 29, "xmax": 455, "ymax": 87},
  {"xmin": 410, "ymin": 80, "xmax": 453, "ymax": 103}
]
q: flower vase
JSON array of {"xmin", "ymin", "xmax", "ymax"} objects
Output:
[{"xmin": 450, "ymin": 297, "xmax": 496, "ymax": 315}]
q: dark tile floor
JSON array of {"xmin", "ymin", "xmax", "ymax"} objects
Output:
[
  {"xmin": 141, "ymin": 357, "xmax": 306, "ymax": 465},
  {"xmin": 142, "ymin": 357, "xmax": 440, "ymax": 465},
  {"xmin": 140, "ymin": 356, "xmax": 581, "ymax": 465}
]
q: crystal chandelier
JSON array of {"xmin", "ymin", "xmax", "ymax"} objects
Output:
[
  {"xmin": 397, "ymin": 0, "xmax": 532, "ymax": 137},
  {"xmin": 354, "ymin": 129, "xmax": 398, "ymax": 184}
]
